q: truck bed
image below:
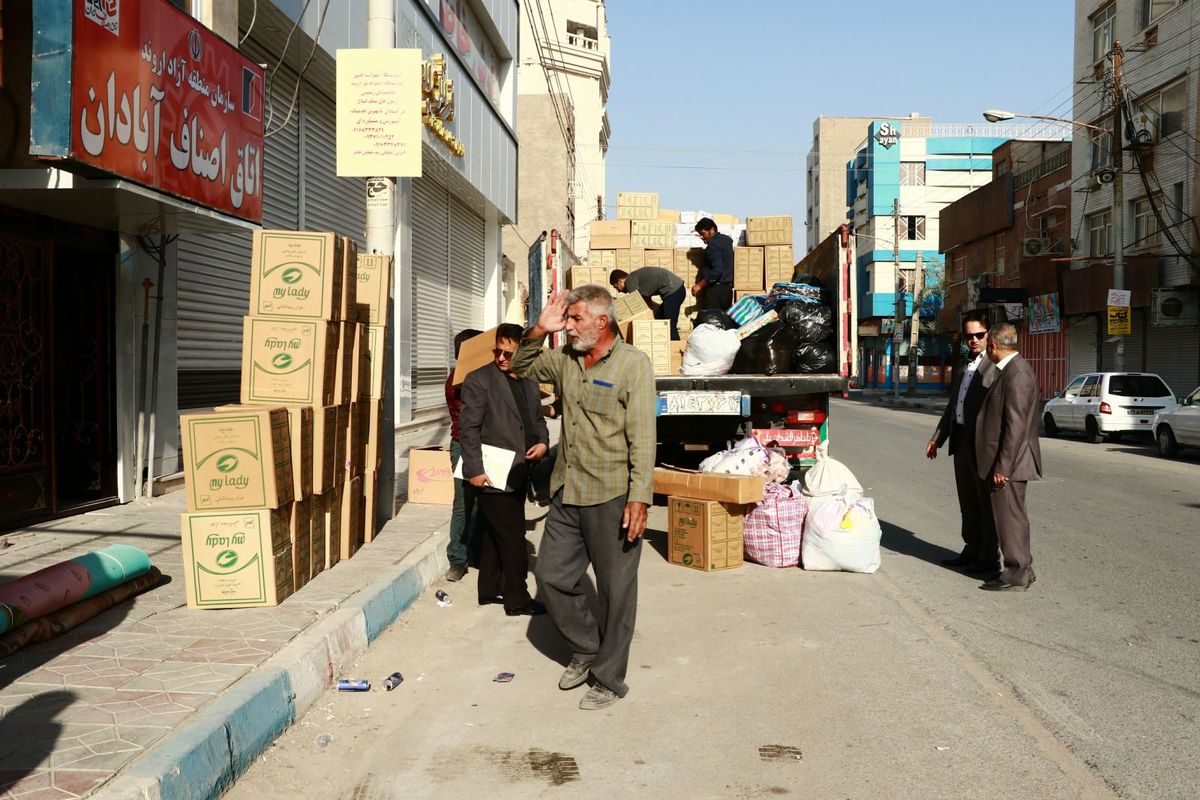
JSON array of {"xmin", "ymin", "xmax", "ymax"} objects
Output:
[{"xmin": 654, "ymin": 374, "xmax": 848, "ymax": 397}]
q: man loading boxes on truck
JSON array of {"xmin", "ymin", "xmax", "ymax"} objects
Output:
[
  {"xmin": 609, "ymin": 267, "xmax": 687, "ymax": 341},
  {"xmin": 691, "ymin": 217, "xmax": 734, "ymax": 312}
]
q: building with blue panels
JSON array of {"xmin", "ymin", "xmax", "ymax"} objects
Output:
[{"xmin": 846, "ymin": 120, "xmax": 1038, "ymax": 389}]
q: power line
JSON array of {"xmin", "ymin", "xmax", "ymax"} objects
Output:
[{"xmin": 265, "ymin": 0, "xmax": 333, "ymax": 138}]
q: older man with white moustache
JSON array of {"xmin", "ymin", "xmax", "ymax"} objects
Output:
[{"xmin": 510, "ymin": 285, "xmax": 657, "ymax": 710}]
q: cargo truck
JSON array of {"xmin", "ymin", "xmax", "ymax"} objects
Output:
[{"xmin": 654, "ymin": 225, "xmax": 856, "ymax": 477}]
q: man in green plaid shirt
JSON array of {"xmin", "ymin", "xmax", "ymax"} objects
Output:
[{"xmin": 511, "ymin": 285, "xmax": 657, "ymax": 710}]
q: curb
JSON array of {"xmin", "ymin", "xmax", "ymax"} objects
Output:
[{"xmin": 90, "ymin": 530, "xmax": 450, "ymax": 800}]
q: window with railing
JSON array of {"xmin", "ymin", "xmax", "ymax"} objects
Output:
[
  {"xmin": 1132, "ymin": 196, "xmax": 1161, "ymax": 247},
  {"xmin": 1142, "ymin": 0, "xmax": 1186, "ymax": 28},
  {"xmin": 1137, "ymin": 78, "xmax": 1187, "ymax": 139},
  {"xmin": 1093, "ymin": 3, "xmax": 1115, "ymax": 61},
  {"xmin": 1087, "ymin": 210, "xmax": 1113, "ymax": 256},
  {"xmin": 566, "ymin": 20, "xmax": 599, "ymax": 51},
  {"xmin": 900, "ymin": 162, "xmax": 926, "ymax": 186}
]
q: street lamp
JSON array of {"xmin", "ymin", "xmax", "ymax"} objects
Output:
[{"xmin": 983, "ymin": 108, "xmax": 1126, "ymax": 370}]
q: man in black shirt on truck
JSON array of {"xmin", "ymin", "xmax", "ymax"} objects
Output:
[
  {"xmin": 691, "ymin": 217, "xmax": 734, "ymax": 311},
  {"xmin": 609, "ymin": 266, "xmax": 687, "ymax": 340}
]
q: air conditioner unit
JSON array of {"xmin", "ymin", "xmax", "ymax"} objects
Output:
[
  {"xmin": 1022, "ymin": 237, "xmax": 1053, "ymax": 257},
  {"xmin": 1132, "ymin": 110, "xmax": 1158, "ymax": 145},
  {"xmin": 1152, "ymin": 288, "xmax": 1199, "ymax": 326}
]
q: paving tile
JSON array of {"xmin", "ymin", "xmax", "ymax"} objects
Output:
[
  {"xmin": 17, "ymin": 657, "xmax": 156, "ymax": 690},
  {"xmin": 0, "ymin": 768, "xmax": 52, "ymax": 795},
  {"xmin": 0, "ymin": 685, "xmax": 111, "ymax": 721},
  {"xmin": 48, "ymin": 725, "xmax": 166, "ymax": 771},
  {"xmin": 117, "ymin": 660, "xmax": 250, "ymax": 694},
  {"xmin": 172, "ymin": 639, "xmax": 275, "ymax": 666},
  {"xmin": 0, "ymin": 723, "xmax": 113, "ymax": 770},
  {"xmin": 59, "ymin": 690, "xmax": 209, "ymax": 728},
  {"xmin": 71, "ymin": 634, "xmax": 197, "ymax": 663},
  {"xmin": 43, "ymin": 770, "xmax": 110, "ymax": 798}
]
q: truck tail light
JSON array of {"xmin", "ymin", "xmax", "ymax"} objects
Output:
[
  {"xmin": 787, "ymin": 410, "xmax": 827, "ymax": 425},
  {"xmin": 772, "ymin": 402, "xmax": 786, "ymax": 414},
  {"xmin": 1099, "ymin": 402, "xmax": 1112, "ymax": 414}
]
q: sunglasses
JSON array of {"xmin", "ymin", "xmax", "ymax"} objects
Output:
[
  {"xmin": 965, "ymin": 332, "xmax": 987, "ymax": 340},
  {"xmin": 493, "ymin": 348, "xmax": 516, "ymax": 359}
]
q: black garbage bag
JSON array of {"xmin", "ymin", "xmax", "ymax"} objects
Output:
[
  {"xmin": 695, "ymin": 308, "xmax": 738, "ymax": 330},
  {"xmin": 733, "ymin": 322, "xmax": 797, "ymax": 375},
  {"xmin": 791, "ymin": 341, "xmax": 836, "ymax": 373},
  {"xmin": 778, "ymin": 301, "xmax": 834, "ymax": 344}
]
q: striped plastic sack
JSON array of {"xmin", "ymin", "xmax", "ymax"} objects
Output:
[
  {"xmin": 743, "ymin": 482, "xmax": 807, "ymax": 568},
  {"xmin": 727, "ymin": 295, "xmax": 766, "ymax": 326}
]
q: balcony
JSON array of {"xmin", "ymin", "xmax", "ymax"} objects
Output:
[{"xmin": 567, "ymin": 32, "xmax": 599, "ymax": 51}]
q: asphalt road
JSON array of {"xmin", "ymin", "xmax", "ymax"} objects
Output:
[{"xmin": 223, "ymin": 401, "xmax": 1198, "ymax": 800}]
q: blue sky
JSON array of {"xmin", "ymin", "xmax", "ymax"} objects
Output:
[{"xmin": 602, "ymin": 0, "xmax": 1076, "ymax": 246}]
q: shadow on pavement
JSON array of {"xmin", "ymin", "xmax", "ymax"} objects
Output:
[
  {"xmin": 526, "ymin": 576, "xmax": 600, "ymax": 669},
  {"xmin": 878, "ymin": 520, "xmax": 960, "ymax": 570},
  {"xmin": 0, "ymin": 689, "xmax": 73, "ymax": 791},
  {"xmin": 641, "ymin": 528, "xmax": 669, "ymax": 562}
]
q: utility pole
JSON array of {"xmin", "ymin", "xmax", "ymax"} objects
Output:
[
  {"xmin": 367, "ymin": 0, "xmax": 397, "ymax": 531},
  {"xmin": 1111, "ymin": 42, "xmax": 1126, "ymax": 372},
  {"xmin": 892, "ymin": 198, "xmax": 902, "ymax": 397},
  {"xmin": 907, "ymin": 252, "xmax": 923, "ymax": 395}
]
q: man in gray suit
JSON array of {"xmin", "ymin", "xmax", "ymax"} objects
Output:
[
  {"xmin": 460, "ymin": 324, "xmax": 550, "ymax": 615},
  {"xmin": 974, "ymin": 323, "xmax": 1042, "ymax": 591},
  {"xmin": 926, "ymin": 312, "xmax": 999, "ymax": 574}
]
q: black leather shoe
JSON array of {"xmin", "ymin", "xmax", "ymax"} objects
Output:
[
  {"xmin": 980, "ymin": 579, "xmax": 1030, "ymax": 591},
  {"xmin": 504, "ymin": 600, "xmax": 547, "ymax": 616},
  {"xmin": 939, "ymin": 552, "xmax": 977, "ymax": 568},
  {"xmin": 478, "ymin": 595, "xmax": 504, "ymax": 606}
]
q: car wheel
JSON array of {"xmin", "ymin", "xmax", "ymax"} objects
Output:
[
  {"xmin": 1085, "ymin": 416, "xmax": 1102, "ymax": 444},
  {"xmin": 1043, "ymin": 412, "xmax": 1058, "ymax": 438},
  {"xmin": 1157, "ymin": 426, "xmax": 1179, "ymax": 457}
]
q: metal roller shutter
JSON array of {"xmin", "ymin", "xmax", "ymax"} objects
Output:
[
  {"xmin": 301, "ymin": 87, "xmax": 366, "ymax": 247},
  {"xmin": 1101, "ymin": 311, "xmax": 1145, "ymax": 372},
  {"xmin": 176, "ymin": 56, "xmax": 302, "ymax": 408},
  {"xmin": 1067, "ymin": 315, "xmax": 1098, "ymax": 380},
  {"xmin": 449, "ymin": 197, "xmax": 486, "ymax": 340},
  {"xmin": 412, "ymin": 176, "xmax": 451, "ymax": 411},
  {"xmin": 1146, "ymin": 325, "xmax": 1200, "ymax": 397}
]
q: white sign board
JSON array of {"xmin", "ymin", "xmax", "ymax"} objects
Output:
[
  {"xmin": 336, "ymin": 49, "xmax": 422, "ymax": 177},
  {"xmin": 1107, "ymin": 289, "xmax": 1132, "ymax": 307}
]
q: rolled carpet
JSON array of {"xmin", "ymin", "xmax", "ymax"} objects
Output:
[{"xmin": 0, "ymin": 544, "xmax": 153, "ymax": 634}]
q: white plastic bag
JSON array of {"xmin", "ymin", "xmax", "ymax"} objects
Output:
[
  {"xmin": 802, "ymin": 441, "xmax": 863, "ymax": 500},
  {"xmin": 801, "ymin": 493, "xmax": 882, "ymax": 573},
  {"xmin": 682, "ymin": 324, "xmax": 741, "ymax": 376},
  {"xmin": 699, "ymin": 437, "xmax": 769, "ymax": 476}
]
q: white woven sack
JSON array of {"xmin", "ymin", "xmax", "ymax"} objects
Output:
[
  {"xmin": 681, "ymin": 324, "xmax": 740, "ymax": 376},
  {"xmin": 802, "ymin": 440, "xmax": 863, "ymax": 500},
  {"xmin": 800, "ymin": 494, "xmax": 882, "ymax": 573}
]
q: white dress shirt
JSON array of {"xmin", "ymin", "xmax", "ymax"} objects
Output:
[
  {"xmin": 995, "ymin": 351, "xmax": 1018, "ymax": 371},
  {"xmin": 955, "ymin": 353, "xmax": 984, "ymax": 425}
]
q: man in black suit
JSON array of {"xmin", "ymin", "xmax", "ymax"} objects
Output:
[
  {"xmin": 926, "ymin": 312, "xmax": 999, "ymax": 574},
  {"xmin": 975, "ymin": 323, "xmax": 1042, "ymax": 591},
  {"xmin": 460, "ymin": 324, "xmax": 551, "ymax": 615}
]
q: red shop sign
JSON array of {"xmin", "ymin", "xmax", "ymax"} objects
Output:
[{"xmin": 70, "ymin": 1, "xmax": 265, "ymax": 222}]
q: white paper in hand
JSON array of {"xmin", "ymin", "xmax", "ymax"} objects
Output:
[{"xmin": 452, "ymin": 444, "xmax": 517, "ymax": 490}]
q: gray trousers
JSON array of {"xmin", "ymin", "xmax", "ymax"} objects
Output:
[
  {"xmin": 535, "ymin": 492, "xmax": 641, "ymax": 697},
  {"xmin": 990, "ymin": 479, "xmax": 1035, "ymax": 587}
]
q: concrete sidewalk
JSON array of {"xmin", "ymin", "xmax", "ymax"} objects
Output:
[{"xmin": 0, "ymin": 426, "xmax": 455, "ymax": 800}]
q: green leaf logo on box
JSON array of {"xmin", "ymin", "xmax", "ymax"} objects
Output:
[
  {"xmin": 216, "ymin": 454, "xmax": 239, "ymax": 473},
  {"xmin": 215, "ymin": 549, "xmax": 239, "ymax": 569},
  {"xmin": 281, "ymin": 267, "xmax": 303, "ymax": 285},
  {"xmin": 272, "ymin": 352, "xmax": 293, "ymax": 370}
]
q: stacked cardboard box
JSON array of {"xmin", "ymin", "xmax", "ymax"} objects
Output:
[
  {"xmin": 626, "ymin": 319, "xmax": 671, "ymax": 376},
  {"xmin": 652, "ymin": 468, "xmax": 765, "ymax": 572},
  {"xmin": 179, "ymin": 406, "xmax": 296, "ymax": 608},
  {"xmin": 746, "ymin": 215, "xmax": 792, "ymax": 246},
  {"xmin": 567, "ymin": 265, "xmax": 609, "ymax": 289},
  {"xmin": 734, "ymin": 247, "xmax": 765, "ymax": 291},
  {"xmin": 180, "ymin": 230, "xmax": 393, "ymax": 611},
  {"xmin": 764, "ymin": 245, "xmax": 794, "ymax": 286},
  {"xmin": 631, "ymin": 221, "xmax": 673, "ymax": 249},
  {"xmin": 616, "ymin": 192, "xmax": 659, "ymax": 221}
]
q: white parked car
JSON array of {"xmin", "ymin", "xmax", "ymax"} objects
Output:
[
  {"xmin": 1043, "ymin": 372, "xmax": 1179, "ymax": 443},
  {"xmin": 1152, "ymin": 385, "xmax": 1200, "ymax": 457}
]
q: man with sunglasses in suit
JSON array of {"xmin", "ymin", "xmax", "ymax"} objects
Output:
[
  {"xmin": 926, "ymin": 311, "xmax": 1000, "ymax": 576},
  {"xmin": 460, "ymin": 324, "xmax": 550, "ymax": 616}
]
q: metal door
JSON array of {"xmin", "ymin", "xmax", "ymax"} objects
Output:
[{"xmin": 411, "ymin": 176, "xmax": 451, "ymax": 411}]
